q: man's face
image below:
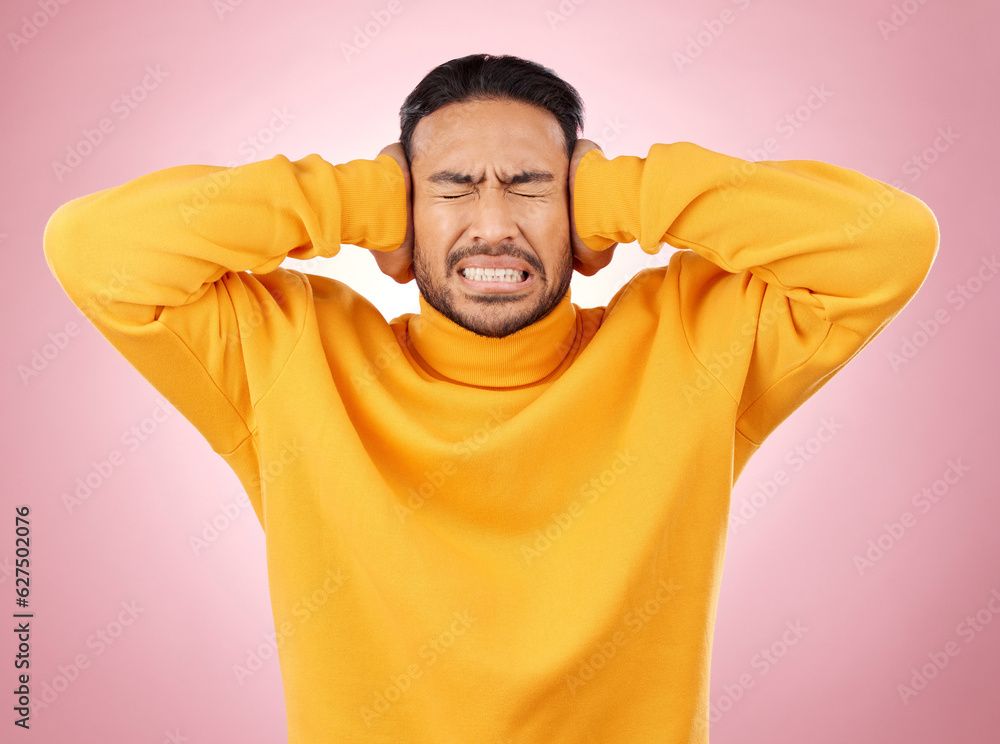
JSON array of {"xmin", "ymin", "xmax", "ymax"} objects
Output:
[{"xmin": 409, "ymin": 98, "xmax": 573, "ymax": 338}]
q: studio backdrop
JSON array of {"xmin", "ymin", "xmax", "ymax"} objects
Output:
[{"xmin": 1, "ymin": 0, "xmax": 997, "ymax": 742}]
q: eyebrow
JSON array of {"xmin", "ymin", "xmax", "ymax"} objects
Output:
[{"xmin": 427, "ymin": 170, "xmax": 555, "ymax": 186}]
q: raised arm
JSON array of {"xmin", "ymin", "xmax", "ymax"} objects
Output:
[
  {"xmin": 43, "ymin": 153, "xmax": 407, "ymax": 521},
  {"xmin": 572, "ymin": 142, "xmax": 940, "ymax": 454}
]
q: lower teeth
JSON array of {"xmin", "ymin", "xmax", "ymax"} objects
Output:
[{"xmin": 464, "ymin": 272, "xmax": 524, "ymax": 282}]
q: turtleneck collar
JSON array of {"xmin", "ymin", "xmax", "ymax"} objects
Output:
[{"xmin": 405, "ymin": 290, "xmax": 581, "ymax": 388}]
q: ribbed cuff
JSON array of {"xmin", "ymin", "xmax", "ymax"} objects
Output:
[
  {"xmin": 333, "ymin": 153, "xmax": 408, "ymax": 252},
  {"xmin": 572, "ymin": 148, "xmax": 643, "ymax": 251}
]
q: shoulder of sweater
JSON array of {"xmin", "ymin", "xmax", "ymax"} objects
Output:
[
  {"xmin": 601, "ymin": 252, "xmax": 682, "ymax": 316},
  {"xmin": 258, "ymin": 267, "xmax": 395, "ymax": 327},
  {"xmin": 598, "ymin": 248, "xmax": 756, "ymax": 317}
]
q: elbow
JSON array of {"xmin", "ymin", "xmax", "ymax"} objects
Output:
[
  {"xmin": 898, "ymin": 192, "xmax": 940, "ymax": 293},
  {"xmin": 866, "ymin": 186, "xmax": 940, "ymax": 300},
  {"xmin": 42, "ymin": 196, "xmax": 97, "ymax": 298},
  {"xmin": 42, "ymin": 201, "xmax": 76, "ymax": 281},
  {"xmin": 43, "ymin": 188, "xmax": 110, "ymax": 270},
  {"xmin": 843, "ymin": 186, "xmax": 941, "ymax": 324}
]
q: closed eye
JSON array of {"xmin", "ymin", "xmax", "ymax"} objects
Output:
[{"xmin": 441, "ymin": 193, "xmax": 540, "ymax": 199}]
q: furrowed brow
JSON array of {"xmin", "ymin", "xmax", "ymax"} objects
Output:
[
  {"xmin": 509, "ymin": 171, "xmax": 555, "ymax": 185},
  {"xmin": 427, "ymin": 170, "xmax": 555, "ymax": 186}
]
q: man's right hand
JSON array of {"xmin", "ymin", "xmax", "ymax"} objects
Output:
[{"xmin": 372, "ymin": 142, "xmax": 414, "ymax": 283}]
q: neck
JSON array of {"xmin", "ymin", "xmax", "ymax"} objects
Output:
[{"xmin": 405, "ymin": 291, "xmax": 581, "ymax": 388}]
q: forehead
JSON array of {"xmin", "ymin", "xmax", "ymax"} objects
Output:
[{"xmin": 410, "ymin": 99, "xmax": 566, "ymax": 174}]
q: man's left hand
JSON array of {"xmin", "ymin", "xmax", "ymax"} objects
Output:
[{"xmin": 569, "ymin": 138, "xmax": 618, "ymax": 276}]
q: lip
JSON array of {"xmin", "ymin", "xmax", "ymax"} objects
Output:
[
  {"xmin": 455, "ymin": 255, "xmax": 534, "ymax": 274},
  {"xmin": 458, "ymin": 269, "xmax": 536, "ymax": 294}
]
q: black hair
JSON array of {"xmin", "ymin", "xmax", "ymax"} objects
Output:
[{"xmin": 399, "ymin": 53, "xmax": 585, "ymax": 163}]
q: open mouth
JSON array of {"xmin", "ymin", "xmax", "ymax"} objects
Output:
[
  {"xmin": 459, "ymin": 267, "xmax": 529, "ymax": 283},
  {"xmin": 457, "ymin": 266, "xmax": 535, "ymax": 294}
]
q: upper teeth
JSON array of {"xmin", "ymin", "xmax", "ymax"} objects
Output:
[{"xmin": 461, "ymin": 267, "xmax": 525, "ymax": 282}]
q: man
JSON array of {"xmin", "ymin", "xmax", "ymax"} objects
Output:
[{"xmin": 44, "ymin": 53, "xmax": 939, "ymax": 742}]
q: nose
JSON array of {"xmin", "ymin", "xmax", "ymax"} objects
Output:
[{"xmin": 467, "ymin": 187, "xmax": 519, "ymax": 246}]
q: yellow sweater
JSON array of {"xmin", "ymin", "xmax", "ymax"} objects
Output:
[{"xmin": 43, "ymin": 143, "xmax": 939, "ymax": 743}]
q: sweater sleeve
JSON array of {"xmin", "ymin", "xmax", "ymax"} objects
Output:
[
  {"xmin": 42, "ymin": 153, "xmax": 407, "ymax": 521},
  {"xmin": 572, "ymin": 142, "xmax": 940, "ymax": 449}
]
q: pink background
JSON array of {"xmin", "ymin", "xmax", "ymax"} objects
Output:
[{"xmin": 2, "ymin": 0, "xmax": 998, "ymax": 741}]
